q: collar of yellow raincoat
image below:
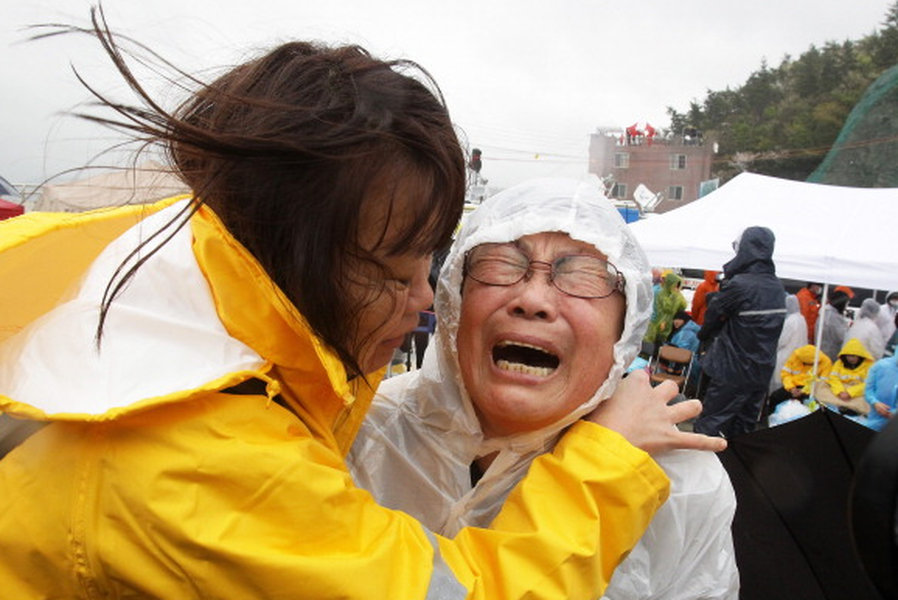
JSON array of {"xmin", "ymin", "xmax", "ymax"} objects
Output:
[
  {"xmin": 0, "ymin": 198, "xmax": 382, "ymax": 455},
  {"xmin": 191, "ymin": 203, "xmax": 384, "ymax": 453}
]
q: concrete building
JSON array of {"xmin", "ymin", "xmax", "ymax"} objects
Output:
[{"xmin": 588, "ymin": 126, "xmax": 716, "ymax": 213}]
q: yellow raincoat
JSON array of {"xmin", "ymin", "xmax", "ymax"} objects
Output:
[
  {"xmin": 780, "ymin": 344, "xmax": 832, "ymax": 393},
  {"xmin": 0, "ymin": 198, "xmax": 669, "ymax": 599},
  {"xmin": 826, "ymin": 337, "xmax": 874, "ymax": 398}
]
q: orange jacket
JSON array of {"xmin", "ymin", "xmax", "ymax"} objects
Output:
[
  {"xmin": 690, "ymin": 271, "xmax": 719, "ymax": 325},
  {"xmin": 796, "ymin": 287, "xmax": 821, "ymax": 342}
]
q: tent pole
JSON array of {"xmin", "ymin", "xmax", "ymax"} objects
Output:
[{"xmin": 809, "ymin": 282, "xmax": 830, "ymax": 407}]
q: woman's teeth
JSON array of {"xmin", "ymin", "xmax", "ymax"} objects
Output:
[
  {"xmin": 493, "ymin": 340, "xmax": 559, "ymax": 377},
  {"xmin": 495, "ymin": 359, "xmax": 554, "ymax": 377}
]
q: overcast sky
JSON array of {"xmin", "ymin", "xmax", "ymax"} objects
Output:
[{"xmin": 1, "ymin": 0, "xmax": 891, "ymax": 189}]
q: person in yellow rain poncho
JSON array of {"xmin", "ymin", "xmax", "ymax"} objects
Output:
[
  {"xmin": 766, "ymin": 344, "xmax": 833, "ymax": 415},
  {"xmin": 0, "ymin": 10, "xmax": 724, "ymax": 600},
  {"xmin": 813, "ymin": 337, "xmax": 875, "ymax": 417},
  {"xmin": 349, "ymin": 177, "xmax": 739, "ymax": 600}
]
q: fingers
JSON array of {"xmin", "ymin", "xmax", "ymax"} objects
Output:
[
  {"xmin": 654, "ymin": 379, "xmax": 680, "ymax": 402},
  {"xmin": 673, "ymin": 431, "xmax": 728, "ymax": 452},
  {"xmin": 587, "ymin": 372, "xmax": 728, "ymax": 455},
  {"xmin": 668, "ymin": 398, "xmax": 702, "ymax": 422}
]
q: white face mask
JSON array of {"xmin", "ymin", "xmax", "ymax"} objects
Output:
[{"xmin": 889, "ymin": 300, "xmax": 898, "ymax": 308}]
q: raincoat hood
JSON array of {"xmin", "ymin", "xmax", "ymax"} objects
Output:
[
  {"xmin": 723, "ymin": 226, "xmax": 776, "ymax": 279},
  {"xmin": 661, "ymin": 272, "xmax": 682, "ymax": 290},
  {"xmin": 793, "ymin": 344, "xmax": 822, "ymax": 364},
  {"xmin": 785, "ymin": 293, "xmax": 800, "ymax": 316},
  {"xmin": 838, "ymin": 337, "xmax": 874, "ymax": 362},
  {"xmin": 432, "ymin": 176, "xmax": 652, "ymax": 450},
  {"xmin": 0, "ymin": 199, "xmax": 373, "ymax": 452},
  {"xmin": 858, "ymin": 298, "xmax": 881, "ymax": 321}
]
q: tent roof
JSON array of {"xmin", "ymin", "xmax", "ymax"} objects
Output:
[
  {"xmin": 629, "ymin": 172, "xmax": 898, "ymax": 291},
  {"xmin": 35, "ymin": 163, "xmax": 189, "ymax": 213}
]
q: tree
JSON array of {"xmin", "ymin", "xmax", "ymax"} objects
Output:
[
  {"xmin": 664, "ymin": 5, "xmax": 892, "ymax": 182},
  {"xmin": 873, "ymin": 1, "xmax": 898, "ymax": 70}
]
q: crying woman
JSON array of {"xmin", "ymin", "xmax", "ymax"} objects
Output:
[{"xmin": 348, "ymin": 177, "xmax": 738, "ymax": 599}]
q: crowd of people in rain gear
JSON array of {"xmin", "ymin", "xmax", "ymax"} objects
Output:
[{"xmin": 641, "ymin": 263, "xmax": 898, "ymax": 433}]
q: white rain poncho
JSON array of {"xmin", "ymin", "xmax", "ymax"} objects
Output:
[
  {"xmin": 848, "ymin": 298, "xmax": 887, "ymax": 360},
  {"xmin": 770, "ymin": 294, "xmax": 809, "ymax": 393},
  {"xmin": 349, "ymin": 177, "xmax": 738, "ymax": 599}
]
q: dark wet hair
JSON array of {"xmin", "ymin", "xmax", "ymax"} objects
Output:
[
  {"xmin": 59, "ymin": 6, "xmax": 466, "ymax": 377},
  {"xmin": 829, "ymin": 291, "xmax": 851, "ymax": 314},
  {"xmin": 673, "ymin": 311, "xmax": 692, "ymax": 322}
]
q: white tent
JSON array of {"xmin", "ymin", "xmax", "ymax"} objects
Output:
[
  {"xmin": 629, "ymin": 172, "xmax": 898, "ymax": 291},
  {"xmin": 35, "ymin": 163, "xmax": 189, "ymax": 213}
]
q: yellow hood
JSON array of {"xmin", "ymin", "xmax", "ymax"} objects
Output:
[
  {"xmin": 0, "ymin": 198, "xmax": 377, "ymax": 454},
  {"xmin": 837, "ymin": 337, "xmax": 874, "ymax": 362}
]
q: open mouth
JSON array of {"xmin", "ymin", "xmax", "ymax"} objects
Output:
[{"xmin": 492, "ymin": 341, "xmax": 560, "ymax": 377}]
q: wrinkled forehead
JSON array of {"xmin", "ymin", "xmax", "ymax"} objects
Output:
[{"xmin": 512, "ymin": 231, "xmax": 609, "ymax": 260}]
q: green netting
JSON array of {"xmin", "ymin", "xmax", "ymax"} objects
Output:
[{"xmin": 808, "ymin": 63, "xmax": 898, "ymax": 187}]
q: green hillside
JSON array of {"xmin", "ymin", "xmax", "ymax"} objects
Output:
[{"xmin": 666, "ymin": 2, "xmax": 898, "ymax": 185}]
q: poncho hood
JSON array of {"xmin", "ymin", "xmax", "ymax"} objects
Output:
[
  {"xmin": 434, "ymin": 176, "xmax": 651, "ymax": 449},
  {"xmin": 723, "ymin": 226, "xmax": 776, "ymax": 278}
]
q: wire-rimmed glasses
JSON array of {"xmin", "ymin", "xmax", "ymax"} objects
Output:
[{"xmin": 463, "ymin": 242, "xmax": 625, "ymax": 299}]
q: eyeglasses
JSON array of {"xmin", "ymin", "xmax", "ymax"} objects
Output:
[{"xmin": 463, "ymin": 242, "xmax": 625, "ymax": 299}]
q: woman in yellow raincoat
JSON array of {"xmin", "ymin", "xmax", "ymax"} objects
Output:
[
  {"xmin": 766, "ymin": 344, "xmax": 833, "ymax": 414},
  {"xmin": 813, "ymin": 337, "xmax": 875, "ymax": 417},
  {"xmin": 0, "ymin": 11, "xmax": 723, "ymax": 599}
]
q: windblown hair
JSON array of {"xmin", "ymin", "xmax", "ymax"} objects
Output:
[{"xmin": 62, "ymin": 7, "xmax": 466, "ymax": 378}]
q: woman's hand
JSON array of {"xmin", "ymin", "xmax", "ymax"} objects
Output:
[
  {"xmin": 875, "ymin": 402, "xmax": 893, "ymax": 418},
  {"xmin": 585, "ymin": 370, "xmax": 727, "ymax": 454}
]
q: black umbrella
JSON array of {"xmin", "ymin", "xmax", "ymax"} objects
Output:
[
  {"xmin": 851, "ymin": 412, "xmax": 898, "ymax": 600},
  {"xmin": 718, "ymin": 409, "xmax": 880, "ymax": 600}
]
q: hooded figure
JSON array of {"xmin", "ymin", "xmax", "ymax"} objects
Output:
[
  {"xmin": 876, "ymin": 291, "xmax": 898, "ymax": 341},
  {"xmin": 349, "ymin": 178, "xmax": 738, "ymax": 600},
  {"xmin": 644, "ymin": 272, "xmax": 687, "ymax": 345},
  {"xmin": 848, "ymin": 298, "xmax": 887, "ymax": 360},
  {"xmin": 769, "ymin": 294, "xmax": 809, "ymax": 393},
  {"xmin": 864, "ymin": 352, "xmax": 898, "ymax": 431},
  {"xmin": 819, "ymin": 290, "xmax": 851, "ymax": 362},
  {"xmin": 814, "ymin": 337, "xmax": 874, "ymax": 417},
  {"xmin": 669, "ymin": 310, "xmax": 700, "ymax": 354},
  {"xmin": 691, "ymin": 270, "xmax": 719, "ymax": 325},
  {"xmin": 694, "ymin": 226, "xmax": 786, "ymax": 437}
]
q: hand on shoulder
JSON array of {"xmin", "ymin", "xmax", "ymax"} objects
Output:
[{"xmin": 585, "ymin": 371, "xmax": 727, "ymax": 455}]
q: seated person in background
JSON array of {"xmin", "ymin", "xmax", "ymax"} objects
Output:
[
  {"xmin": 665, "ymin": 310, "xmax": 701, "ymax": 392},
  {"xmin": 864, "ymin": 352, "xmax": 898, "ymax": 431},
  {"xmin": 669, "ymin": 310, "xmax": 700, "ymax": 354},
  {"xmin": 767, "ymin": 344, "xmax": 832, "ymax": 412},
  {"xmin": 813, "ymin": 338, "xmax": 873, "ymax": 417},
  {"xmin": 847, "ymin": 298, "xmax": 887, "ymax": 360},
  {"xmin": 770, "ymin": 294, "xmax": 809, "ymax": 394},
  {"xmin": 350, "ymin": 177, "xmax": 738, "ymax": 600}
]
